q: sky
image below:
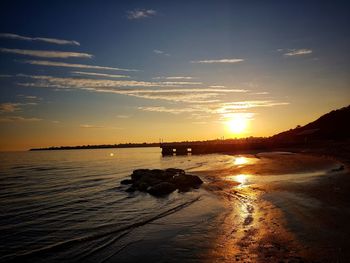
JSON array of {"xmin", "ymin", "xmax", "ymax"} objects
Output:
[{"xmin": 0, "ymin": 0, "xmax": 349, "ymax": 151}]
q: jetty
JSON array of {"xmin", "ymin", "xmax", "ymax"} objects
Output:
[{"xmin": 160, "ymin": 141, "xmax": 270, "ymax": 156}]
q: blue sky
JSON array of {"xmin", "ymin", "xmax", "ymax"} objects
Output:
[{"xmin": 0, "ymin": 1, "xmax": 349, "ymax": 150}]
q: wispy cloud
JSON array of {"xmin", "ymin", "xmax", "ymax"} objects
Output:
[
  {"xmin": 216, "ymin": 101, "xmax": 290, "ymax": 112},
  {"xmin": 72, "ymin": 71, "xmax": 130, "ymax": 78},
  {"xmin": 127, "ymin": 9, "xmax": 157, "ymax": 19},
  {"xmin": 79, "ymin": 124, "xmax": 104, "ymax": 128},
  {"xmin": 22, "ymin": 60, "xmax": 138, "ymax": 72},
  {"xmin": 191, "ymin": 58, "xmax": 244, "ymax": 64},
  {"xmin": 0, "ymin": 116, "xmax": 42, "ymax": 122},
  {"xmin": 17, "ymin": 94, "xmax": 41, "ymax": 100},
  {"xmin": 0, "ymin": 101, "xmax": 39, "ymax": 113},
  {"xmin": 16, "ymin": 75, "xmax": 247, "ymax": 103},
  {"xmin": 153, "ymin": 76, "xmax": 195, "ymax": 80},
  {"xmin": 254, "ymin": 92, "xmax": 269, "ymax": 95},
  {"xmin": 282, "ymin": 49, "xmax": 312, "ymax": 56},
  {"xmin": 16, "ymin": 74, "xmax": 212, "ymax": 88},
  {"xmin": 138, "ymin": 106, "xmax": 199, "ymax": 114},
  {"xmin": 0, "ymin": 33, "xmax": 80, "ymax": 46},
  {"xmin": 0, "ymin": 74, "xmax": 12, "ymax": 77},
  {"xmin": 1, "ymin": 48, "xmax": 92, "ymax": 58},
  {"xmin": 153, "ymin": 49, "xmax": 170, "ymax": 56},
  {"xmin": 157, "ymin": 81, "xmax": 202, "ymax": 85},
  {"xmin": 209, "ymin": 85, "xmax": 225, "ymax": 88},
  {"xmin": 0, "ymin": 103, "xmax": 21, "ymax": 113},
  {"xmin": 138, "ymin": 100, "xmax": 289, "ymax": 120}
]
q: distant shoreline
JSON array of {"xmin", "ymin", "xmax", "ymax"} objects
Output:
[{"xmin": 29, "ymin": 143, "xmax": 160, "ymax": 151}]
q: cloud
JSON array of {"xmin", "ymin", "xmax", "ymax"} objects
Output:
[
  {"xmin": 0, "ymin": 116, "xmax": 42, "ymax": 122},
  {"xmin": 283, "ymin": 49, "xmax": 312, "ymax": 56},
  {"xmin": 219, "ymin": 112, "xmax": 255, "ymax": 122},
  {"xmin": 22, "ymin": 60, "xmax": 138, "ymax": 72},
  {"xmin": 0, "ymin": 33, "xmax": 80, "ymax": 46},
  {"xmin": 72, "ymin": 71, "xmax": 130, "ymax": 78},
  {"xmin": 16, "ymin": 74, "xmax": 248, "ymax": 103},
  {"xmin": 116, "ymin": 115, "xmax": 130, "ymax": 119},
  {"xmin": 0, "ymin": 102, "xmax": 21, "ymax": 113},
  {"xmin": 215, "ymin": 101, "xmax": 290, "ymax": 112},
  {"xmin": 209, "ymin": 85, "xmax": 225, "ymax": 88},
  {"xmin": 127, "ymin": 9, "xmax": 157, "ymax": 19},
  {"xmin": 191, "ymin": 58, "xmax": 244, "ymax": 64},
  {"xmin": 0, "ymin": 100, "xmax": 39, "ymax": 113},
  {"xmin": 137, "ymin": 100, "xmax": 289, "ymax": 121},
  {"xmin": 153, "ymin": 76, "xmax": 195, "ymax": 80},
  {"xmin": 17, "ymin": 95, "xmax": 41, "ymax": 100},
  {"xmin": 137, "ymin": 106, "xmax": 199, "ymax": 114},
  {"xmin": 16, "ymin": 74, "xmax": 219, "ymax": 88},
  {"xmin": 157, "ymin": 81, "xmax": 202, "ymax": 85},
  {"xmin": 1, "ymin": 48, "xmax": 92, "ymax": 58},
  {"xmin": 153, "ymin": 49, "xmax": 170, "ymax": 56},
  {"xmin": 0, "ymin": 74, "xmax": 12, "ymax": 77},
  {"xmin": 79, "ymin": 124, "xmax": 104, "ymax": 128},
  {"xmin": 254, "ymin": 92, "xmax": 269, "ymax": 95}
]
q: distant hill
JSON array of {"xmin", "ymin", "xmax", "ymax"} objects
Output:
[{"xmin": 272, "ymin": 105, "xmax": 350, "ymax": 141}]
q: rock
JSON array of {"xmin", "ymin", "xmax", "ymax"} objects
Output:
[
  {"xmin": 131, "ymin": 169, "xmax": 151, "ymax": 181},
  {"xmin": 120, "ymin": 179, "xmax": 133, "ymax": 185},
  {"xmin": 126, "ymin": 186, "xmax": 136, "ymax": 192},
  {"xmin": 172, "ymin": 174, "xmax": 203, "ymax": 189},
  {"xmin": 135, "ymin": 181, "xmax": 150, "ymax": 192},
  {"xmin": 121, "ymin": 168, "xmax": 203, "ymax": 196},
  {"xmin": 147, "ymin": 182, "xmax": 176, "ymax": 196},
  {"xmin": 165, "ymin": 168, "xmax": 185, "ymax": 176}
]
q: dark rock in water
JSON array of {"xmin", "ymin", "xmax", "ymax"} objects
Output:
[
  {"xmin": 173, "ymin": 174, "xmax": 203, "ymax": 188},
  {"xmin": 165, "ymin": 168, "xmax": 185, "ymax": 176},
  {"xmin": 126, "ymin": 186, "xmax": 136, "ymax": 192},
  {"xmin": 131, "ymin": 169, "xmax": 151, "ymax": 181},
  {"xmin": 120, "ymin": 179, "xmax": 133, "ymax": 185},
  {"xmin": 135, "ymin": 182, "xmax": 149, "ymax": 192},
  {"xmin": 121, "ymin": 168, "xmax": 203, "ymax": 196},
  {"xmin": 147, "ymin": 182, "xmax": 176, "ymax": 196}
]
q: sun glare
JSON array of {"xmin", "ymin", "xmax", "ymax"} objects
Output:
[
  {"xmin": 234, "ymin": 156, "xmax": 248, "ymax": 166},
  {"xmin": 226, "ymin": 115, "xmax": 249, "ymax": 135}
]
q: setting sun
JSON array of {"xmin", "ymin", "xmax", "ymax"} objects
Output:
[{"xmin": 226, "ymin": 115, "xmax": 249, "ymax": 135}]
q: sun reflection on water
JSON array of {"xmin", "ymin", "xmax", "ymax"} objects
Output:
[
  {"xmin": 226, "ymin": 174, "xmax": 251, "ymax": 187},
  {"xmin": 234, "ymin": 157, "xmax": 248, "ymax": 166},
  {"xmin": 236, "ymin": 174, "xmax": 248, "ymax": 184}
]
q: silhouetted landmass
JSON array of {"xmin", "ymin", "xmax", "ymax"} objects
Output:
[
  {"xmin": 30, "ymin": 143, "xmax": 160, "ymax": 151},
  {"xmin": 30, "ymin": 105, "xmax": 350, "ymax": 152},
  {"xmin": 271, "ymin": 105, "xmax": 350, "ymax": 142}
]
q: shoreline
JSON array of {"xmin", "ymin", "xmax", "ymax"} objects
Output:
[{"xmin": 194, "ymin": 144, "xmax": 350, "ymax": 262}]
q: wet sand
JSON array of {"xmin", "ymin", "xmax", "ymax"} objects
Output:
[{"xmin": 195, "ymin": 151, "xmax": 350, "ymax": 263}]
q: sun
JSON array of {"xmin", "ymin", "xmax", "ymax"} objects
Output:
[{"xmin": 226, "ymin": 115, "xmax": 249, "ymax": 135}]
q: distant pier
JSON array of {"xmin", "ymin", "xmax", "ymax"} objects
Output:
[{"xmin": 160, "ymin": 142, "xmax": 270, "ymax": 156}]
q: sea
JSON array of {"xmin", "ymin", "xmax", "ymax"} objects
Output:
[{"xmin": 0, "ymin": 147, "xmax": 229, "ymax": 262}]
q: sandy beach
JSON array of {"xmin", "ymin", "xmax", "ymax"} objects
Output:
[{"xmin": 193, "ymin": 147, "xmax": 350, "ymax": 263}]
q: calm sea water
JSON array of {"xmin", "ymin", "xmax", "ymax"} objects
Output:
[{"xmin": 0, "ymin": 148, "xmax": 228, "ymax": 262}]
